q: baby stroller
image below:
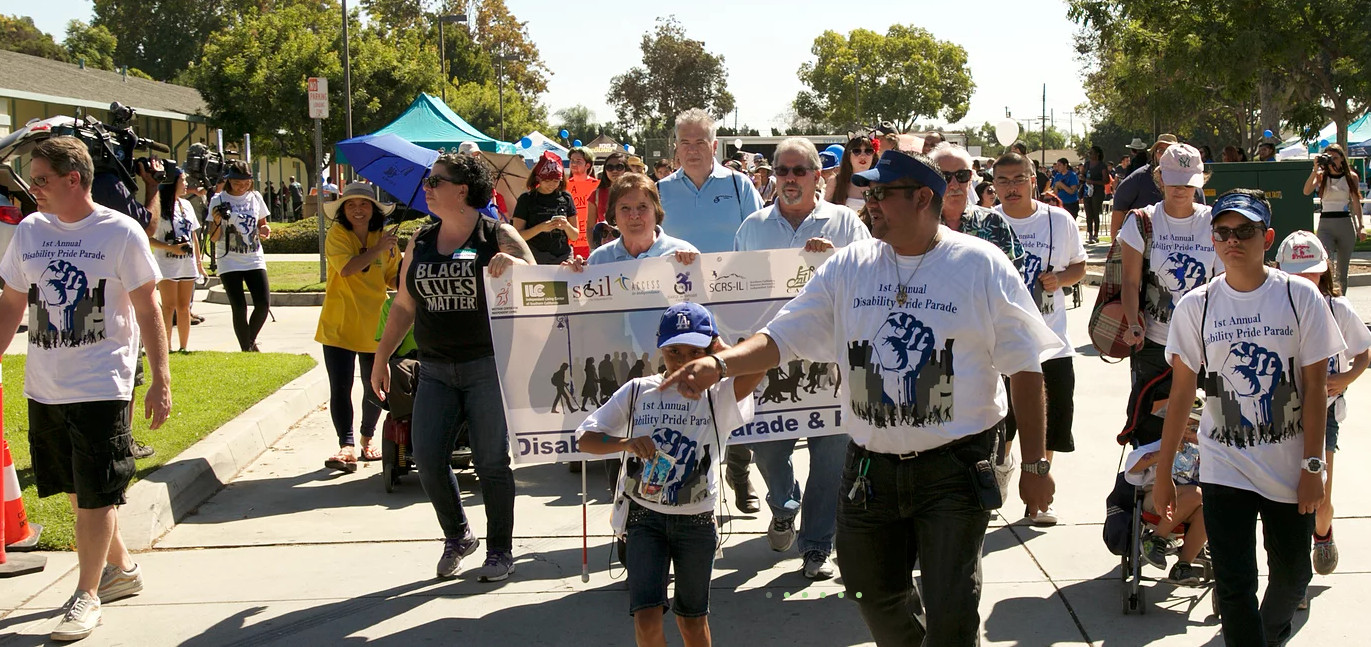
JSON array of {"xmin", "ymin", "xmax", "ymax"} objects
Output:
[{"xmin": 1104, "ymin": 400, "xmax": 1215, "ymax": 615}]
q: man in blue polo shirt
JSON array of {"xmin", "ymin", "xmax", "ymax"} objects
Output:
[
  {"xmin": 735, "ymin": 137, "xmax": 869, "ymax": 581},
  {"xmin": 1050, "ymin": 158, "xmax": 1080, "ymax": 220},
  {"xmin": 658, "ymin": 108, "xmax": 765, "ymax": 253}
]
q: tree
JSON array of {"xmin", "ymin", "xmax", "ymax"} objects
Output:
[
  {"xmin": 63, "ymin": 20, "xmax": 118, "ymax": 71},
  {"xmin": 92, "ymin": 0, "xmax": 228, "ymax": 82},
  {"xmin": 553, "ymin": 105, "xmax": 597, "ymax": 142},
  {"xmin": 462, "ymin": 0, "xmax": 550, "ymax": 99},
  {"xmin": 0, "ymin": 14, "xmax": 67, "ymax": 61},
  {"xmin": 607, "ymin": 16, "xmax": 735, "ymax": 141},
  {"xmin": 793, "ymin": 25, "xmax": 973, "ymax": 133}
]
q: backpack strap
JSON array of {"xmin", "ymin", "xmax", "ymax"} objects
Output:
[{"xmin": 1200, "ymin": 288, "xmax": 1210, "ymax": 372}]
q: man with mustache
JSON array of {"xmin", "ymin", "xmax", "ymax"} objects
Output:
[{"xmin": 732, "ymin": 137, "xmax": 869, "ymax": 580}]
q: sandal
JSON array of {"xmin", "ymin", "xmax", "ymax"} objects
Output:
[
  {"xmin": 359, "ymin": 445, "xmax": 382, "ymax": 461},
  {"xmin": 325, "ymin": 448, "xmax": 358, "ymax": 473}
]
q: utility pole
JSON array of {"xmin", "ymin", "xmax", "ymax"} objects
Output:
[
  {"xmin": 341, "ymin": 0, "xmax": 353, "ymax": 181},
  {"xmin": 493, "ymin": 52, "xmax": 518, "ymax": 141},
  {"xmin": 1041, "ymin": 84, "xmax": 1047, "ymax": 167},
  {"xmin": 438, "ymin": 14, "xmax": 468, "ymax": 102}
]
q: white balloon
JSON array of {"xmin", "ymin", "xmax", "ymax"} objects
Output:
[
  {"xmin": 733, "ymin": 138, "xmax": 743, "ymax": 149},
  {"xmin": 994, "ymin": 119, "xmax": 1020, "ymax": 147},
  {"xmin": 627, "ymin": 145, "xmax": 636, "ymax": 154}
]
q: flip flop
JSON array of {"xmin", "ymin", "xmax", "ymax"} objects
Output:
[
  {"xmin": 325, "ymin": 451, "xmax": 358, "ymax": 473},
  {"xmin": 360, "ymin": 445, "xmax": 382, "ymax": 461}
]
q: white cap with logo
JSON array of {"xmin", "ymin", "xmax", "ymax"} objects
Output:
[
  {"xmin": 1158, "ymin": 143, "xmax": 1205, "ymax": 188},
  {"xmin": 1277, "ymin": 230, "xmax": 1329, "ymax": 274}
]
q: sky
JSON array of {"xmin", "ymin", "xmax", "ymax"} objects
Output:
[{"xmin": 14, "ymin": 0, "xmax": 1093, "ymax": 137}]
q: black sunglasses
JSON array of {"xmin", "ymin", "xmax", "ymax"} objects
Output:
[
  {"xmin": 1212, "ymin": 224, "xmax": 1264, "ymax": 241},
  {"xmin": 942, "ymin": 169, "xmax": 974, "ymax": 184},
  {"xmin": 603, "ymin": 163, "xmax": 627, "ymax": 172},
  {"xmin": 773, "ymin": 165, "xmax": 814, "ymax": 177},
  {"xmin": 850, "ymin": 147, "xmax": 875, "ymax": 155},
  {"xmin": 424, "ymin": 174, "xmax": 462, "ymax": 188},
  {"xmin": 862, "ymin": 184, "xmax": 923, "ymax": 202}
]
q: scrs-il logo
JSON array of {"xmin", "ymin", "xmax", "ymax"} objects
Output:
[{"xmin": 521, "ymin": 281, "xmax": 569, "ymax": 306}]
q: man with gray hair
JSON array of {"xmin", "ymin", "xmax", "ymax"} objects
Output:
[
  {"xmin": 0, "ymin": 136, "xmax": 171, "ymax": 641},
  {"xmin": 658, "ymin": 108, "xmax": 765, "ymax": 254},
  {"xmin": 733, "ymin": 137, "xmax": 869, "ymax": 579}
]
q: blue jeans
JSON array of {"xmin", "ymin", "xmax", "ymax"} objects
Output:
[
  {"xmin": 625, "ymin": 502, "xmax": 717, "ymax": 617},
  {"xmin": 751, "ymin": 432, "xmax": 849, "ymax": 556},
  {"xmin": 1202, "ymin": 482, "xmax": 1313, "ymax": 647},
  {"xmin": 411, "ymin": 356, "xmax": 516, "ymax": 552},
  {"xmin": 835, "ymin": 436, "xmax": 994, "ymax": 647}
]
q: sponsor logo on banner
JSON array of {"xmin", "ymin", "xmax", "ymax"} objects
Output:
[
  {"xmin": 708, "ymin": 271, "xmax": 746, "ymax": 293},
  {"xmin": 572, "ymin": 276, "xmax": 614, "ymax": 300},
  {"xmin": 674, "ymin": 272, "xmax": 693, "ymax": 295},
  {"xmin": 785, "ymin": 265, "xmax": 817, "ymax": 293},
  {"xmin": 521, "ymin": 281, "xmax": 569, "ymax": 306},
  {"xmin": 614, "ymin": 274, "xmax": 661, "ymax": 295}
]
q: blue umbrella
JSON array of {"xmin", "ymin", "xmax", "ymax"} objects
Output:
[{"xmin": 337, "ymin": 133, "xmax": 440, "ymax": 214}]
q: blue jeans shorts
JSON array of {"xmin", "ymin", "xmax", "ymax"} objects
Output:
[
  {"xmin": 625, "ymin": 501, "xmax": 718, "ymax": 617},
  {"xmin": 1326, "ymin": 403, "xmax": 1339, "ymax": 453}
]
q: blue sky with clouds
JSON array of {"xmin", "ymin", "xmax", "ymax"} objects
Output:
[{"xmin": 16, "ymin": 0, "xmax": 1092, "ymax": 135}]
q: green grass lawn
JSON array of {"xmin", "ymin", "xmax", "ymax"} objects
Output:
[
  {"xmin": 264, "ymin": 261, "xmax": 326, "ymax": 292},
  {"xmin": 4, "ymin": 351, "xmax": 316, "ymax": 550}
]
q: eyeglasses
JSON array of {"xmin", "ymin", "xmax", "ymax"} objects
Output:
[
  {"xmin": 942, "ymin": 169, "xmax": 973, "ymax": 184},
  {"xmin": 424, "ymin": 174, "xmax": 461, "ymax": 189},
  {"xmin": 773, "ymin": 165, "xmax": 814, "ymax": 177},
  {"xmin": 862, "ymin": 184, "xmax": 922, "ymax": 202},
  {"xmin": 850, "ymin": 148, "xmax": 875, "ymax": 156},
  {"xmin": 983, "ymin": 187, "xmax": 998, "ymax": 194},
  {"xmin": 603, "ymin": 163, "xmax": 627, "ymax": 172},
  {"xmin": 1212, "ymin": 224, "xmax": 1264, "ymax": 241},
  {"xmin": 28, "ymin": 173, "xmax": 60, "ymax": 188},
  {"xmin": 992, "ymin": 175, "xmax": 1034, "ymax": 187}
]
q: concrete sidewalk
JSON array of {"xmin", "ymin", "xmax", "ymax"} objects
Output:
[{"xmin": 2, "ymin": 286, "xmax": 1369, "ymax": 645}]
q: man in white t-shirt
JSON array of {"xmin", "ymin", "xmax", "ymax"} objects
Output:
[
  {"xmin": 0, "ymin": 137, "xmax": 171, "ymax": 642},
  {"xmin": 1154, "ymin": 190, "xmax": 1344, "ymax": 646},
  {"xmin": 991, "ymin": 152, "xmax": 1087, "ymax": 526},
  {"xmin": 663, "ymin": 150, "xmax": 1060, "ymax": 646},
  {"xmin": 1117, "ymin": 143, "xmax": 1222, "ymax": 447},
  {"xmin": 733, "ymin": 137, "xmax": 870, "ymax": 581}
]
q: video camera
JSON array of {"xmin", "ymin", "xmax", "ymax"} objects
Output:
[
  {"xmin": 183, "ymin": 142, "xmax": 226, "ymax": 189},
  {"xmin": 49, "ymin": 101, "xmax": 170, "ymax": 194}
]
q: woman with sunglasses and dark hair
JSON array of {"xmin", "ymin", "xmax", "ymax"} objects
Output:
[
  {"xmin": 1303, "ymin": 143, "xmax": 1365, "ymax": 292},
  {"xmin": 587, "ymin": 151, "xmax": 629, "ymax": 227},
  {"xmin": 372, "ymin": 153, "xmax": 536, "ymax": 583},
  {"xmin": 976, "ymin": 182, "xmax": 998, "ymax": 208},
  {"xmin": 824, "ymin": 134, "xmax": 877, "ymax": 212},
  {"xmin": 514, "ymin": 151, "xmax": 580, "ymax": 264}
]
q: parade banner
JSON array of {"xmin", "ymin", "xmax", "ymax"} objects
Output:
[{"xmin": 486, "ymin": 249, "xmax": 845, "ymax": 464}]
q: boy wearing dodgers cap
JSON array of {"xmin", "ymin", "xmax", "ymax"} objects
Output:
[
  {"xmin": 1155, "ymin": 190, "xmax": 1346, "ymax": 645},
  {"xmin": 577, "ymin": 302, "xmax": 762, "ymax": 647}
]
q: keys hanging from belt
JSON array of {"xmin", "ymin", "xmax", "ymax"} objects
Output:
[{"xmin": 847, "ymin": 457, "xmax": 872, "ymax": 508}]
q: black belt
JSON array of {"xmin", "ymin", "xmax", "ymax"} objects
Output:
[
  {"xmin": 851, "ymin": 426, "xmax": 997, "ymax": 462},
  {"xmin": 1321, "ymin": 211, "xmax": 1351, "ymax": 218}
]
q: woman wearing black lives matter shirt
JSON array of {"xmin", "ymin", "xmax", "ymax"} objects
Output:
[{"xmin": 371, "ymin": 153, "xmax": 536, "ymax": 584}]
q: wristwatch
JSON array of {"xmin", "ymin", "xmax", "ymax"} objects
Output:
[
  {"xmin": 1302, "ymin": 456, "xmax": 1326, "ymax": 474},
  {"xmin": 709, "ymin": 354, "xmax": 728, "ymax": 379},
  {"xmin": 1021, "ymin": 459, "xmax": 1051, "ymax": 476}
]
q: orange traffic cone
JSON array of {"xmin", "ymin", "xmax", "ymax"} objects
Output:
[{"xmin": 2, "ymin": 438, "xmax": 41, "ymax": 550}]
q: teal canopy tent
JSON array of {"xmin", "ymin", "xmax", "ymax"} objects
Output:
[{"xmin": 337, "ymin": 93, "xmax": 514, "ymax": 163}]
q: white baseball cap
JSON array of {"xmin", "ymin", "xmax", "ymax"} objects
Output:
[
  {"xmin": 1277, "ymin": 230, "xmax": 1329, "ymax": 274},
  {"xmin": 458, "ymin": 141, "xmax": 480, "ymax": 155},
  {"xmin": 1158, "ymin": 143, "xmax": 1204, "ymax": 188}
]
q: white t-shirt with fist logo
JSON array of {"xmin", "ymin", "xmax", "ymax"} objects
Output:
[
  {"xmin": 1166, "ymin": 270, "xmax": 1345, "ymax": 503},
  {"xmin": 208, "ymin": 190, "xmax": 269, "ymax": 273},
  {"xmin": 995, "ymin": 201, "xmax": 1087, "ymax": 360},
  {"xmin": 1117, "ymin": 203, "xmax": 1222, "ymax": 346}
]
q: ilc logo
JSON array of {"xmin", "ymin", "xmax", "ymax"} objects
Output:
[
  {"xmin": 572, "ymin": 275, "xmax": 614, "ymax": 300},
  {"xmin": 521, "ymin": 281, "xmax": 569, "ymax": 306}
]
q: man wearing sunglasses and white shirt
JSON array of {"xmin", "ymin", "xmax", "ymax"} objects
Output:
[
  {"xmin": 663, "ymin": 149, "xmax": 1060, "ymax": 646},
  {"xmin": 733, "ymin": 138, "xmax": 870, "ymax": 581},
  {"xmin": 1153, "ymin": 189, "xmax": 1344, "ymax": 646}
]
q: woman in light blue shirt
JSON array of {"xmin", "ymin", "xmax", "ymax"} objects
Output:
[{"xmin": 565, "ymin": 174, "xmax": 699, "ymax": 268}]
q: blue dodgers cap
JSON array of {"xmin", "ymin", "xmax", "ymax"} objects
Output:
[
  {"xmin": 819, "ymin": 150, "xmax": 840, "ymax": 171},
  {"xmin": 1212, "ymin": 191, "xmax": 1271, "ymax": 226},
  {"xmin": 657, "ymin": 302, "xmax": 718, "ymax": 349},
  {"xmin": 851, "ymin": 150, "xmax": 948, "ymax": 197}
]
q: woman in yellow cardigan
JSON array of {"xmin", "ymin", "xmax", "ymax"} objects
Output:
[{"xmin": 317, "ymin": 183, "xmax": 401, "ymax": 472}]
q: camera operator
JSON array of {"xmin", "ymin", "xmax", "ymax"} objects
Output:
[
  {"xmin": 206, "ymin": 161, "xmax": 272, "ymax": 351},
  {"xmin": 149, "ymin": 166, "xmax": 205, "ymax": 352},
  {"xmin": 1303, "ymin": 144, "xmax": 1365, "ymax": 292}
]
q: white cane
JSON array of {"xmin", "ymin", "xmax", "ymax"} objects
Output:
[{"xmin": 580, "ymin": 459, "xmax": 590, "ymax": 583}]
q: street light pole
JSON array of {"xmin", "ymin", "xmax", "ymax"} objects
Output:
[
  {"xmin": 438, "ymin": 13, "xmax": 468, "ymax": 103},
  {"xmin": 341, "ymin": 0, "xmax": 353, "ymax": 181},
  {"xmin": 493, "ymin": 52, "xmax": 518, "ymax": 141}
]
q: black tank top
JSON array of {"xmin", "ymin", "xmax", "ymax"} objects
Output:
[{"xmin": 406, "ymin": 216, "xmax": 500, "ymax": 363}]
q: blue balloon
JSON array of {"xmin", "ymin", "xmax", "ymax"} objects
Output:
[
  {"xmin": 1319, "ymin": 138, "xmax": 1330, "ymax": 148},
  {"xmin": 520, "ymin": 137, "xmax": 532, "ymax": 149},
  {"xmin": 624, "ymin": 143, "xmax": 630, "ymax": 151},
  {"xmin": 559, "ymin": 129, "xmax": 569, "ymax": 139},
  {"xmin": 573, "ymin": 139, "xmax": 582, "ymax": 147},
  {"xmin": 1262, "ymin": 129, "xmax": 1273, "ymax": 138}
]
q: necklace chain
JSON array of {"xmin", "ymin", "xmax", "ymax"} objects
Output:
[{"xmin": 892, "ymin": 229, "xmax": 941, "ymax": 306}]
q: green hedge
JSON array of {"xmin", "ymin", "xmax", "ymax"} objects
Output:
[{"xmin": 261, "ymin": 217, "xmax": 428, "ymax": 254}]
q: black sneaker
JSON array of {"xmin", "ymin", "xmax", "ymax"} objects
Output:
[
  {"xmin": 132, "ymin": 441, "xmax": 155, "ymax": 459},
  {"xmin": 1168, "ymin": 561, "xmax": 1203, "ymax": 586}
]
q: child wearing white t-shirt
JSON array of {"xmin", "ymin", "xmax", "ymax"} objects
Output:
[
  {"xmin": 1156, "ymin": 191, "xmax": 1346, "ymax": 645},
  {"xmin": 1275, "ymin": 231, "xmax": 1371, "ymax": 578},
  {"xmin": 576, "ymin": 302, "xmax": 760, "ymax": 647}
]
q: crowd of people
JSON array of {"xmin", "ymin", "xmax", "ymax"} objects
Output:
[{"xmin": 3, "ymin": 100, "xmax": 1365, "ymax": 645}]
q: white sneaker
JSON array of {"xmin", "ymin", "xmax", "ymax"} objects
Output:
[
  {"xmin": 994, "ymin": 454, "xmax": 1017, "ymax": 503},
  {"xmin": 51, "ymin": 591, "xmax": 101, "ymax": 642},
  {"xmin": 97, "ymin": 563, "xmax": 144, "ymax": 603},
  {"xmin": 1029, "ymin": 506, "xmax": 1059, "ymax": 526}
]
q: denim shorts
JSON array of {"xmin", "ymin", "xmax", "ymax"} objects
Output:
[
  {"xmin": 1326, "ymin": 403, "xmax": 1339, "ymax": 453},
  {"xmin": 625, "ymin": 502, "xmax": 717, "ymax": 617}
]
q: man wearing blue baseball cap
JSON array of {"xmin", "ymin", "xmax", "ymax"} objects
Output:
[
  {"xmin": 662, "ymin": 149, "xmax": 1061, "ymax": 646},
  {"xmin": 1153, "ymin": 188, "xmax": 1345, "ymax": 646}
]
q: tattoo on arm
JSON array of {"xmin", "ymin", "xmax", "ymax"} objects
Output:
[{"xmin": 496, "ymin": 223, "xmax": 536, "ymax": 264}]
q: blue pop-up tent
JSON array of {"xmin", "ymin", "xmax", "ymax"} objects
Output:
[{"xmin": 339, "ymin": 93, "xmax": 515, "ymax": 163}]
